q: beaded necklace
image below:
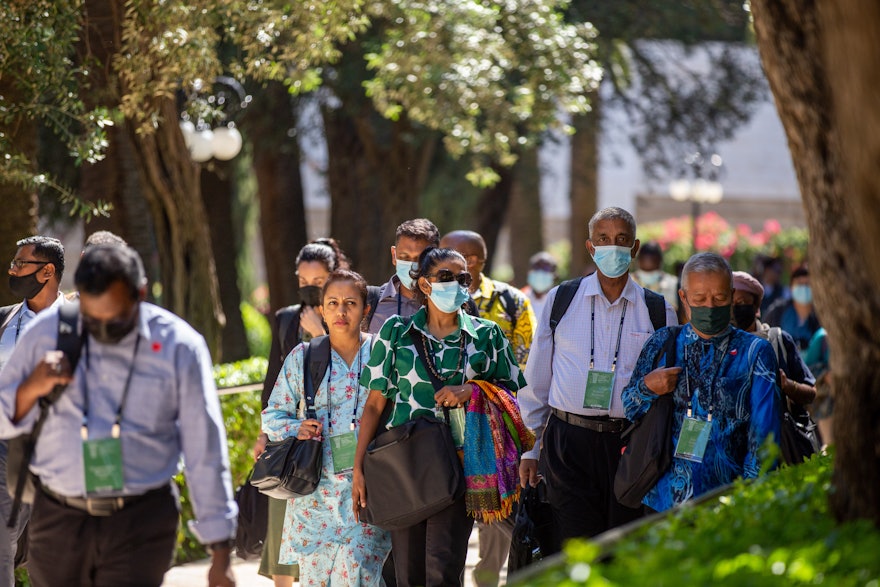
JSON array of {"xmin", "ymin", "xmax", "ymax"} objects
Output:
[{"xmin": 419, "ymin": 330, "xmax": 466, "ymax": 382}]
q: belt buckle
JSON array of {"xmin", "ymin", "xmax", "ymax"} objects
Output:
[{"xmin": 85, "ymin": 497, "xmax": 123, "ymax": 517}]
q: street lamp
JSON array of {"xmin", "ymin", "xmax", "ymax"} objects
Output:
[
  {"xmin": 668, "ymin": 152, "xmax": 724, "ymax": 253},
  {"xmin": 178, "ymin": 76, "xmax": 251, "ymax": 163}
]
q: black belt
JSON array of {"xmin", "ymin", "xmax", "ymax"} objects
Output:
[
  {"xmin": 551, "ymin": 408, "xmax": 628, "ymax": 434},
  {"xmin": 39, "ymin": 483, "xmax": 168, "ymax": 517}
]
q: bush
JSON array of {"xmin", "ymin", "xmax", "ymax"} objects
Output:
[
  {"xmin": 174, "ymin": 357, "xmax": 267, "ymax": 564},
  {"xmin": 241, "ymin": 301, "xmax": 271, "ymax": 359},
  {"xmin": 510, "ymin": 452, "xmax": 880, "ymax": 586}
]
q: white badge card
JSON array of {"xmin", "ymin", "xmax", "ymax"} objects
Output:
[
  {"xmin": 674, "ymin": 417, "xmax": 713, "ymax": 463},
  {"xmin": 329, "ymin": 431, "xmax": 357, "ymax": 474},
  {"xmin": 583, "ymin": 370, "xmax": 615, "ymax": 410}
]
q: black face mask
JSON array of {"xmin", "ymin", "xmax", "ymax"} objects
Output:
[
  {"xmin": 732, "ymin": 304, "xmax": 757, "ymax": 330},
  {"xmin": 9, "ymin": 272, "xmax": 48, "ymax": 300},
  {"xmin": 299, "ymin": 285, "xmax": 322, "ymax": 307},
  {"xmin": 83, "ymin": 308, "xmax": 139, "ymax": 344}
]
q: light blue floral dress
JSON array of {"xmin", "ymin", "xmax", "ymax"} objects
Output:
[{"xmin": 262, "ymin": 337, "xmax": 391, "ymax": 586}]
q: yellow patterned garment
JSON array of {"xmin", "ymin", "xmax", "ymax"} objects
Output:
[{"xmin": 474, "ymin": 276, "xmax": 536, "ymax": 370}]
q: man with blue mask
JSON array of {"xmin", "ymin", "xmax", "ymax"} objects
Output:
[
  {"xmin": 519, "ymin": 207, "xmax": 678, "ymax": 545},
  {"xmin": 633, "ymin": 241, "xmax": 679, "ymax": 312},
  {"xmin": 367, "ymin": 218, "xmax": 440, "ymax": 335},
  {"xmin": 763, "ymin": 265, "xmax": 820, "ymax": 353},
  {"xmin": 522, "ymin": 251, "xmax": 558, "ymax": 320},
  {"xmin": 622, "ymin": 253, "xmax": 781, "ymax": 512}
]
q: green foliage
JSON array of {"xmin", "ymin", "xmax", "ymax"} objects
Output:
[
  {"xmin": 638, "ymin": 212, "xmax": 809, "ymax": 274},
  {"xmin": 240, "ymin": 302, "xmax": 271, "ymax": 359},
  {"xmin": 175, "ymin": 357, "xmax": 266, "ymax": 564},
  {"xmin": 512, "ymin": 453, "xmax": 880, "ymax": 586}
]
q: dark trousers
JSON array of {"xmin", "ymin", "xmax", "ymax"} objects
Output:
[
  {"xmin": 28, "ymin": 484, "xmax": 179, "ymax": 587},
  {"xmin": 543, "ymin": 414, "xmax": 644, "ymax": 542},
  {"xmin": 390, "ymin": 494, "xmax": 474, "ymax": 587}
]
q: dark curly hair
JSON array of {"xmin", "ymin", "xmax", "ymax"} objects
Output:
[{"xmin": 295, "ymin": 238, "xmax": 351, "ymax": 273}]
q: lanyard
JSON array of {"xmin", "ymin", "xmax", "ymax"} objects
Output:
[
  {"xmin": 326, "ymin": 336, "xmax": 364, "ymax": 435},
  {"xmin": 14, "ymin": 309, "xmax": 25, "ymax": 344},
  {"xmin": 683, "ymin": 336, "xmax": 729, "ymax": 421},
  {"xmin": 397, "ymin": 290, "xmax": 403, "ymax": 316},
  {"xmin": 81, "ymin": 335, "xmax": 141, "ymax": 439},
  {"xmin": 589, "ymin": 296, "xmax": 628, "ymax": 372}
]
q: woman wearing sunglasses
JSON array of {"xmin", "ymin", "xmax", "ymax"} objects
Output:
[{"xmin": 352, "ymin": 247, "xmax": 526, "ymax": 586}]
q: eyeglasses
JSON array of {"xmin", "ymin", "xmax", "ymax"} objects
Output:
[
  {"xmin": 426, "ymin": 270, "xmax": 472, "ymax": 288},
  {"xmin": 9, "ymin": 260, "xmax": 48, "ymax": 270}
]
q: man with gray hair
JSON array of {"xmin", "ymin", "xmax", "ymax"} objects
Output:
[
  {"xmin": 622, "ymin": 252, "xmax": 782, "ymax": 511},
  {"xmin": 519, "ymin": 207, "xmax": 677, "ymax": 543}
]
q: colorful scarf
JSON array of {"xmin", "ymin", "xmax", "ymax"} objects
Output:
[{"xmin": 463, "ymin": 380, "xmax": 536, "ymax": 523}]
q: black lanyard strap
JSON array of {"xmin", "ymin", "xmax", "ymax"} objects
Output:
[
  {"xmin": 82, "ymin": 335, "xmax": 141, "ymax": 439},
  {"xmin": 589, "ymin": 296, "xmax": 628, "ymax": 372}
]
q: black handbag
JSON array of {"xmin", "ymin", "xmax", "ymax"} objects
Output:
[
  {"xmin": 507, "ymin": 480, "xmax": 558, "ymax": 574},
  {"xmin": 359, "ymin": 414, "xmax": 464, "ymax": 531},
  {"xmin": 234, "ymin": 467, "xmax": 269, "ymax": 560},
  {"xmin": 359, "ymin": 331, "xmax": 465, "ymax": 530},
  {"xmin": 779, "ymin": 398, "xmax": 820, "ymax": 465},
  {"xmin": 613, "ymin": 326, "xmax": 680, "ymax": 509},
  {"xmin": 251, "ymin": 341, "xmax": 323, "ymax": 499}
]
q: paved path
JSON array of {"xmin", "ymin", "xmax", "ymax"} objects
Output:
[{"xmin": 163, "ymin": 527, "xmax": 506, "ymax": 586}]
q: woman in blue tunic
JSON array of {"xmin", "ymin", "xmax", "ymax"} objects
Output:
[{"xmin": 263, "ymin": 270, "xmax": 391, "ymax": 586}]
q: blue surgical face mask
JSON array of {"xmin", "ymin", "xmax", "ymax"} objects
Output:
[
  {"xmin": 527, "ymin": 270, "xmax": 555, "ymax": 294},
  {"xmin": 791, "ymin": 284, "xmax": 812, "ymax": 305},
  {"xmin": 429, "ymin": 281, "xmax": 470, "ymax": 313},
  {"xmin": 395, "ymin": 259, "xmax": 416, "ymax": 290},
  {"xmin": 591, "ymin": 245, "xmax": 634, "ymax": 279}
]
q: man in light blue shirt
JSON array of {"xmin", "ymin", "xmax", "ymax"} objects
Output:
[{"xmin": 0, "ymin": 245, "xmax": 237, "ymax": 587}]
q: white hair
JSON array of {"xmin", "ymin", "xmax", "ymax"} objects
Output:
[
  {"xmin": 681, "ymin": 252, "xmax": 732, "ymax": 291},
  {"xmin": 587, "ymin": 207, "xmax": 636, "ymax": 241}
]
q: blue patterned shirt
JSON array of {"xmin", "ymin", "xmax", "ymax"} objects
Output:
[{"xmin": 622, "ymin": 324, "xmax": 782, "ymax": 512}]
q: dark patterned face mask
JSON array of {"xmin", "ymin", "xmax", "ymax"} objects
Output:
[
  {"xmin": 689, "ymin": 304, "xmax": 732, "ymax": 336},
  {"xmin": 731, "ymin": 304, "xmax": 757, "ymax": 330}
]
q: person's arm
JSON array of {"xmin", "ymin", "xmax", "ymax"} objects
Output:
[
  {"xmin": 351, "ymin": 390, "xmax": 387, "ymax": 522},
  {"xmin": 175, "ymin": 337, "xmax": 237, "ymax": 562},
  {"xmin": 779, "ymin": 331, "xmax": 817, "ymax": 405},
  {"xmin": 744, "ymin": 339, "xmax": 783, "ymax": 478}
]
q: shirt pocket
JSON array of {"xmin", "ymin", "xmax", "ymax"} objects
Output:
[
  {"xmin": 123, "ymin": 371, "xmax": 177, "ymax": 434},
  {"xmin": 618, "ymin": 331, "xmax": 654, "ymax": 377}
]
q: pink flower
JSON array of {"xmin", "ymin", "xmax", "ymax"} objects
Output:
[{"xmin": 763, "ymin": 219, "xmax": 782, "ymax": 234}]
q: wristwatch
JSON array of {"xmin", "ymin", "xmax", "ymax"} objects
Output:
[{"xmin": 206, "ymin": 538, "xmax": 234, "ymax": 553}]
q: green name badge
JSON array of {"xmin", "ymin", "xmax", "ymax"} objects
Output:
[
  {"xmin": 329, "ymin": 431, "xmax": 357, "ymax": 474},
  {"xmin": 436, "ymin": 406, "xmax": 466, "ymax": 448},
  {"xmin": 674, "ymin": 417, "xmax": 713, "ymax": 463},
  {"xmin": 583, "ymin": 370, "xmax": 615, "ymax": 410},
  {"xmin": 82, "ymin": 437, "xmax": 124, "ymax": 494}
]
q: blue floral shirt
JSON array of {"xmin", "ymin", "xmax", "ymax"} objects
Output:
[{"xmin": 622, "ymin": 324, "xmax": 782, "ymax": 512}]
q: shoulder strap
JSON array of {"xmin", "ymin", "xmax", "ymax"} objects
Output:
[
  {"xmin": 308, "ymin": 334, "xmax": 332, "ymax": 399},
  {"xmin": 643, "ymin": 289, "xmax": 667, "ymax": 331},
  {"xmin": 365, "ymin": 285, "xmax": 382, "ymax": 330},
  {"xmin": 411, "ymin": 331, "xmax": 450, "ymax": 423},
  {"xmin": 661, "ymin": 325, "xmax": 681, "ymax": 369},
  {"xmin": 768, "ymin": 326, "xmax": 788, "ymax": 368},
  {"xmin": 0, "ymin": 303, "xmax": 23, "ymax": 336},
  {"xmin": 498, "ymin": 286, "xmax": 518, "ymax": 330},
  {"xmin": 549, "ymin": 277, "xmax": 583, "ymax": 338},
  {"xmin": 464, "ymin": 297, "xmax": 480, "ymax": 317},
  {"xmin": 301, "ymin": 342, "xmax": 317, "ymax": 419}
]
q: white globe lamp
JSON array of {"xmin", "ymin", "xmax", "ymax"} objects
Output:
[
  {"xmin": 188, "ymin": 128, "xmax": 215, "ymax": 163},
  {"xmin": 211, "ymin": 126, "xmax": 243, "ymax": 161}
]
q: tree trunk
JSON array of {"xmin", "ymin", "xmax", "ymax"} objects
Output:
[
  {"xmin": 751, "ymin": 0, "xmax": 880, "ymax": 525},
  {"xmin": 569, "ymin": 94, "xmax": 601, "ymax": 278},
  {"xmin": 202, "ymin": 163, "xmax": 249, "ymax": 362},
  {"xmin": 508, "ymin": 148, "xmax": 543, "ymax": 286},
  {"xmin": 475, "ymin": 164, "xmax": 515, "ymax": 273},
  {"xmin": 125, "ymin": 99, "xmax": 225, "ymax": 355}
]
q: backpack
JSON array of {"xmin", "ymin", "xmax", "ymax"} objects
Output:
[
  {"xmin": 549, "ymin": 276, "xmax": 669, "ymax": 340},
  {"xmin": 478, "ymin": 281, "xmax": 519, "ymax": 330}
]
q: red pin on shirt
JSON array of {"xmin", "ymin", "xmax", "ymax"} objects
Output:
[
  {"xmin": 152, "ymin": 341, "xmax": 162, "ymax": 353},
  {"xmin": 729, "ymin": 349, "xmax": 737, "ymax": 356}
]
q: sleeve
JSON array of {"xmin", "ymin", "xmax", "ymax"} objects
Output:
[
  {"xmin": 517, "ymin": 289, "xmax": 556, "ymax": 461},
  {"xmin": 512, "ymin": 292, "xmax": 537, "ymax": 370},
  {"xmin": 359, "ymin": 316, "xmax": 402, "ymax": 398},
  {"xmin": 482, "ymin": 321, "xmax": 526, "ymax": 393},
  {"xmin": 743, "ymin": 339, "xmax": 782, "ymax": 479},
  {"xmin": 177, "ymin": 336, "xmax": 238, "ymax": 544},
  {"xmin": 622, "ymin": 328, "xmax": 672, "ymax": 422},
  {"xmin": 261, "ymin": 343, "xmax": 307, "ymax": 442},
  {"xmin": 782, "ymin": 331, "xmax": 816, "ymax": 386}
]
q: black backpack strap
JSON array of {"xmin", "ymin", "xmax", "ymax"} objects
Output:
[
  {"xmin": 0, "ymin": 303, "xmax": 23, "ymax": 337},
  {"xmin": 365, "ymin": 285, "xmax": 382, "ymax": 330},
  {"xmin": 643, "ymin": 289, "xmax": 668, "ymax": 332},
  {"xmin": 498, "ymin": 285, "xmax": 519, "ymax": 330},
  {"xmin": 549, "ymin": 278, "xmax": 583, "ymax": 339},
  {"xmin": 8, "ymin": 302, "xmax": 84, "ymax": 528},
  {"xmin": 660, "ymin": 325, "xmax": 681, "ymax": 369}
]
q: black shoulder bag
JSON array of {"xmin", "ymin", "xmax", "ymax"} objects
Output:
[
  {"xmin": 250, "ymin": 338, "xmax": 326, "ymax": 499},
  {"xmin": 613, "ymin": 325, "xmax": 680, "ymax": 509},
  {"xmin": 359, "ymin": 331, "xmax": 465, "ymax": 531}
]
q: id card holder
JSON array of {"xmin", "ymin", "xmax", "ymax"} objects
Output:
[
  {"xmin": 329, "ymin": 430, "xmax": 357, "ymax": 474},
  {"xmin": 436, "ymin": 407, "xmax": 466, "ymax": 449},
  {"xmin": 583, "ymin": 370, "xmax": 615, "ymax": 410},
  {"xmin": 82, "ymin": 437, "xmax": 124, "ymax": 493},
  {"xmin": 674, "ymin": 417, "xmax": 713, "ymax": 463}
]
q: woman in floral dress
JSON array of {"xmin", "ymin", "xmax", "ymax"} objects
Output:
[{"xmin": 263, "ymin": 269, "xmax": 391, "ymax": 586}]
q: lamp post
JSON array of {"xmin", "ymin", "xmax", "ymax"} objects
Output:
[
  {"xmin": 668, "ymin": 152, "xmax": 724, "ymax": 253},
  {"xmin": 178, "ymin": 76, "xmax": 251, "ymax": 163}
]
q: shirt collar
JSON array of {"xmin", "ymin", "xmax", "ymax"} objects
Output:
[
  {"xmin": 408, "ymin": 307, "xmax": 478, "ymax": 340},
  {"xmin": 134, "ymin": 302, "xmax": 152, "ymax": 340},
  {"xmin": 378, "ymin": 276, "xmax": 400, "ymax": 301},
  {"xmin": 582, "ymin": 272, "xmax": 639, "ymax": 306},
  {"xmin": 472, "ymin": 274, "xmax": 492, "ymax": 300}
]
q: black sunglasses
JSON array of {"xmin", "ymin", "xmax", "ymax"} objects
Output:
[{"xmin": 426, "ymin": 270, "xmax": 472, "ymax": 288}]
